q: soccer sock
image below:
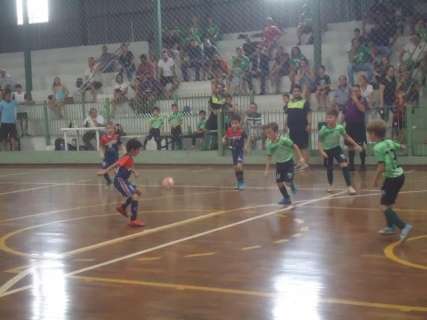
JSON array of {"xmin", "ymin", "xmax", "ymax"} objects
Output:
[
  {"xmin": 130, "ymin": 200, "xmax": 139, "ymax": 221},
  {"xmin": 348, "ymin": 150, "xmax": 355, "ymax": 167},
  {"xmin": 235, "ymin": 170, "xmax": 244, "ymax": 183},
  {"xmin": 122, "ymin": 197, "xmax": 132, "ymax": 209},
  {"xmin": 383, "ymin": 208, "xmax": 395, "ymax": 228},
  {"xmin": 386, "ymin": 208, "xmax": 406, "ymax": 230},
  {"xmin": 278, "ymin": 183, "xmax": 290, "ymax": 199},
  {"xmin": 342, "ymin": 167, "xmax": 352, "ymax": 186},
  {"xmin": 103, "ymin": 173, "xmax": 112, "ymax": 185},
  {"xmin": 327, "ymin": 167, "xmax": 334, "ymax": 185},
  {"xmin": 360, "ymin": 150, "xmax": 366, "ymax": 166}
]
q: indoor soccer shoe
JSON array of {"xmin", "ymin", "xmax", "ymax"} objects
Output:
[
  {"xmin": 116, "ymin": 205, "xmax": 128, "ymax": 218},
  {"xmin": 278, "ymin": 197, "xmax": 292, "ymax": 206},
  {"xmin": 129, "ymin": 219, "xmax": 145, "ymax": 227},
  {"xmin": 290, "ymin": 182, "xmax": 298, "ymax": 194},
  {"xmin": 378, "ymin": 227, "xmax": 397, "ymax": 235},
  {"xmin": 238, "ymin": 181, "xmax": 246, "ymax": 190}
]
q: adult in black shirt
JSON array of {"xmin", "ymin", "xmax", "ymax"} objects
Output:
[
  {"xmin": 118, "ymin": 44, "xmax": 136, "ymax": 81},
  {"xmin": 285, "ymin": 84, "xmax": 311, "ymax": 163},
  {"xmin": 379, "ymin": 65, "xmax": 397, "ymax": 125},
  {"xmin": 250, "ymin": 46, "xmax": 270, "ymax": 95},
  {"xmin": 182, "ymin": 40, "xmax": 203, "ymax": 81}
]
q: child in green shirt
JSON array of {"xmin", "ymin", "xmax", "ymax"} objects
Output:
[
  {"xmin": 192, "ymin": 110, "xmax": 207, "ymax": 148},
  {"xmin": 169, "ymin": 103, "xmax": 183, "ymax": 150},
  {"xmin": 264, "ymin": 122, "xmax": 306, "ymax": 206},
  {"xmin": 318, "ymin": 108, "xmax": 361, "ymax": 195},
  {"xmin": 143, "ymin": 106, "xmax": 164, "ymax": 150},
  {"xmin": 367, "ymin": 119, "xmax": 413, "ymax": 241}
]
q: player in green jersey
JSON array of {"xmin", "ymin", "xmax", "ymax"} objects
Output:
[{"xmin": 367, "ymin": 119, "xmax": 413, "ymax": 242}]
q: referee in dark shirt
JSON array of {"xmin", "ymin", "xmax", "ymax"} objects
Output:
[{"xmin": 284, "ymin": 85, "xmax": 311, "ymax": 166}]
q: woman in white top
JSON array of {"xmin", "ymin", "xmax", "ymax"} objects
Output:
[
  {"xmin": 48, "ymin": 76, "xmax": 69, "ymax": 118},
  {"xmin": 357, "ymin": 73, "xmax": 373, "ymax": 108},
  {"xmin": 112, "ymin": 72, "xmax": 129, "ymax": 117}
]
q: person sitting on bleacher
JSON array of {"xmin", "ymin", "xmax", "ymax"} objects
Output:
[
  {"xmin": 48, "ymin": 77, "xmax": 69, "ymax": 119},
  {"xmin": 82, "ymin": 108, "xmax": 105, "ymax": 151},
  {"xmin": 84, "ymin": 57, "xmax": 103, "ymax": 102},
  {"xmin": 182, "ymin": 39, "xmax": 203, "ymax": 82},
  {"xmin": 112, "ymin": 73, "xmax": 129, "ymax": 117},
  {"xmin": 118, "ymin": 43, "xmax": 136, "ymax": 81},
  {"xmin": 136, "ymin": 54, "xmax": 156, "ymax": 81},
  {"xmin": 270, "ymin": 47, "xmax": 290, "ymax": 95},
  {"xmin": 97, "ymin": 45, "xmax": 118, "ymax": 73},
  {"xmin": 263, "ymin": 17, "xmax": 282, "ymax": 57}
]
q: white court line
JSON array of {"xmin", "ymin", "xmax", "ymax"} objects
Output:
[
  {"xmin": 0, "ymin": 189, "xmax": 224, "ymax": 224},
  {"xmin": 0, "ymin": 191, "xmax": 346, "ymax": 298},
  {"xmin": 0, "ymin": 268, "xmax": 32, "ymax": 297}
]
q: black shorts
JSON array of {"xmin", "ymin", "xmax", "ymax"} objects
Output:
[
  {"xmin": 0, "ymin": 123, "xmax": 18, "ymax": 141},
  {"xmin": 231, "ymin": 147, "xmax": 244, "ymax": 165},
  {"xmin": 160, "ymin": 76, "xmax": 174, "ymax": 87},
  {"xmin": 381, "ymin": 175, "xmax": 405, "ymax": 206},
  {"xmin": 275, "ymin": 159, "xmax": 295, "ymax": 183},
  {"xmin": 289, "ymin": 127, "xmax": 309, "ymax": 149},
  {"xmin": 345, "ymin": 122, "xmax": 366, "ymax": 146},
  {"xmin": 324, "ymin": 146, "xmax": 347, "ymax": 168}
]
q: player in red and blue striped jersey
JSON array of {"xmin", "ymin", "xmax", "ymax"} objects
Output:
[
  {"xmin": 100, "ymin": 121, "xmax": 123, "ymax": 186},
  {"xmin": 98, "ymin": 139, "xmax": 144, "ymax": 227}
]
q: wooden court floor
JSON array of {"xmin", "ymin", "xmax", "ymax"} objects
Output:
[{"xmin": 0, "ymin": 165, "xmax": 425, "ymax": 320}]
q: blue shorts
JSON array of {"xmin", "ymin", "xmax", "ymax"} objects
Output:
[
  {"xmin": 114, "ymin": 177, "xmax": 137, "ymax": 197},
  {"xmin": 232, "ymin": 148, "xmax": 244, "ymax": 165}
]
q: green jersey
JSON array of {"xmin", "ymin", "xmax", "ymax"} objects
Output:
[
  {"xmin": 319, "ymin": 124, "xmax": 346, "ymax": 150},
  {"xmin": 150, "ymin": 115, "xmax": 164, "ymax": 129},
  {"xmin": 169, "ymin": 112, "xmax": 183, "ymax": 128},
  {"xmin": 232, "ymin": 55, "xmax": 250, "ymax": 73},
  {"xmin": 373, "ymin": 139, "xmax": 404, "ymax": 178},
  {"xmin": 267, "ymin": 135, "xmax": 295, "ymax": 164},
  {"xmin": 197, "ymin": 118, "xmax": 207, "ymax": 130},
  {"xmin": 353, "ymin": 45, "xmax": 371, "ymax": 64}
]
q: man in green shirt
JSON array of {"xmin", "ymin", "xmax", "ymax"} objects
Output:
[
  {"xmin": 192, "ymin": 110, "xmax": 207, "ymax": 148},
  {"xmin": 318, "ymin": 109, "xmax": 361, "ymax": 195},
  {"xmin": 347, "ymin": 38, "xmax": 374, "ymax": 85},
  {"xmin": 143, "ymin": 106, "xmax": 164, "ymax": 150},
  {"xmin": 169, "ymin": 103, "xmax": 184, "ymax": 150},
  {"xmin": 231, "ymin": 47, "xmax": 252, "ymax": 94},
  {"xmin": 264, "ymin": 122, "xmax": 305, "ymax": 207},
  {"xmin": 205, "ymin": 16, "xmax": 221, "ymax": 44},
  {"xmin": 367, "ymin": 119, "xmax": 413, "ymax": 241}
]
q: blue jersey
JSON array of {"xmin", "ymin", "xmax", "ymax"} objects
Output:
[{"xmin": 226, "ymin": 127, "xmax": 246, "ymax": 150}]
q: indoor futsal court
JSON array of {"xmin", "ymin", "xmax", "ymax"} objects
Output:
[{"xmin": 0, "ymin": 166, "xmax": 425, "ymax": 319}]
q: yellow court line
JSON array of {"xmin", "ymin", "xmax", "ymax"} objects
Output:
[
  {"xmin": 136, "ymin": 257, "xmax": 162, "ymax": 262},
  {"xmin": 241, "ymin": 245, "xmax": 262, "ymax": 251},
  {"xmin": 71, "ymin": 275, "xmax": 427, "ymax": 313},
  {"xmin": 0, "ymin": 191, "xmax": 349, "ymax": 298},
  {"xmin": 184, "ymin": 252, "xmax": 216, "ymax": 258},
  {"xmin": 0, "ymin": 208, "xmax": 223, "ymax": 258},
  {"xmin": 384, "ymin": 235, "xmax": 427, "ymax": 271},
  {"xmin": 0, "ymin": 189, "xmax": 222, "ymax": 224}
]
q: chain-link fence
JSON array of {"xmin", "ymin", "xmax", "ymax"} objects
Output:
[{"xmin": 0, "ymin": 0, "xmax": 426, "ymax": 154}]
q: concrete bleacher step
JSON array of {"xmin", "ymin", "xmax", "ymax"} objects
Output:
[{"xmin": 175, "ymin": 81, "xmax": 212, "ymax": 97}]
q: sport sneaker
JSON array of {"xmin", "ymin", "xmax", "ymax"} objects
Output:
[
  {"xmin": 378, "ymin": 226, "xmax": 397, "ymax": 235},
  {"xmin": 129, "ymin": 219, "xmax": 145, "ymax": 227},
  {"xmin": 347, "ymin": 186, "xmax": 357, "ymax": 195},
  {"xmin": 327, "ymin": 186, "xmax": 334, "ymax": 193},
  {"xmin": 278, "ymin": 197, "xmax": 292, "ymax": 206},
  {"xmin": 238, "ymin": 181, "xmax": 246, "ymax": 190},
  {"xmin": 116, "ymin": 205, "xmax": 128, "ymax": 218},
  {"xmin": 290, "ymin": 182, "xmax": 298, "ymax": 194},
  {"xmin": 399, "ymin": 224, "xmax": 413, "ymax": 243}
]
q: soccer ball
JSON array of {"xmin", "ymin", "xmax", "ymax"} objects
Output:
[{"xmin": 161, "ymin": 176, "xmax": 175, "ymax": 189}]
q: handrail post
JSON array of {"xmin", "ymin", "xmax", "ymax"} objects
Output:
[{"xmin": 43, "ymin": 101, "xmax": 51, "ymax": 146}]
